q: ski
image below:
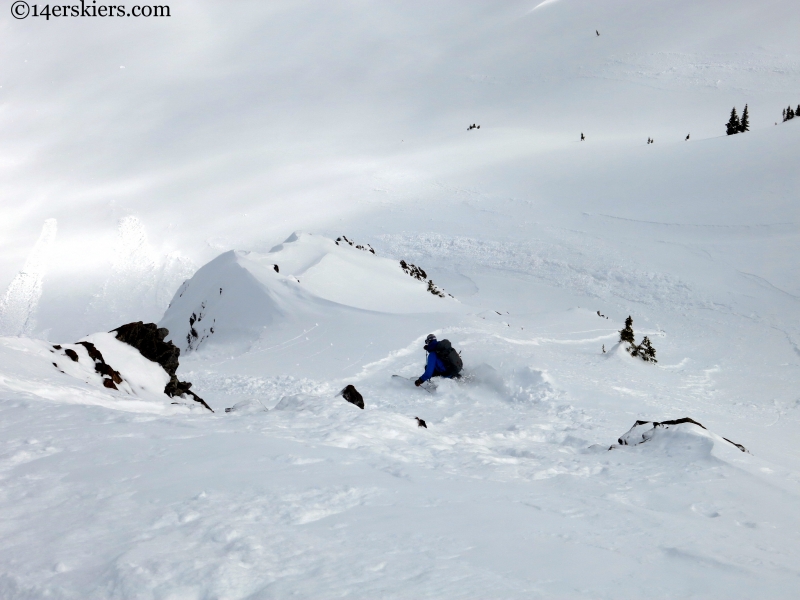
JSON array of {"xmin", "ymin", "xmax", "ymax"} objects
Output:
[{"xmin": 391, "ymin": 374, "xmax": 436, "ymax": 392}]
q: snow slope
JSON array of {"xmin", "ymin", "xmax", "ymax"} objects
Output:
[{"xmin": 1, "ymin": 0, "xmax": 800, "ymax": 598}]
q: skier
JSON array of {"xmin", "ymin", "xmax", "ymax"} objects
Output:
[
  {"xmin": 414, "ymin": 334, "xmax": 463, "ymax": 386},
  {"xmin": 596, "ymin": 30, "xmax": 600, "ymax": 36},
  {"xmin": 580, "ymin": 133, "xmax": 585, "ymax": 141},
  {"xmin": 685, "ymin": 133, "xmax": 690, "ymax": 141}
]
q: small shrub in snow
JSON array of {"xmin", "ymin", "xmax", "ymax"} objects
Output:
[{"xmin": 629, "ymin": 335, "xmax": 657, "ymax": 363}]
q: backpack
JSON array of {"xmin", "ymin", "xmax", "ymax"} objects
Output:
[{"xmin": 433, "ymin": 339, "xmax": 463, "ymax": 375}]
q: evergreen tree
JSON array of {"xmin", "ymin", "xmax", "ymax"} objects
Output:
[
  {"xmin": 726, "ymin": 107, "xmax": 740, "ymax": 135},
  {"xmin": 619, "ymin": 316, "xmax": 635, "ymax": 345},
  {"xmin": 738, "ymin": 104, "xmax": 749, "ymax": 132},
  {"xmin": 783, "ymin": 108, "xmax": 787, "ymax": 122},
  {"xmin": 787, "ymin": 106, "xmax": 796, "ymax": 121},
  {"xmin": 639, "ymin": 337, "xmax": 658, "ymax": 363},
  {"xmin": 797, "ymin": 104, "xmax": 800, "ymax": 117}
]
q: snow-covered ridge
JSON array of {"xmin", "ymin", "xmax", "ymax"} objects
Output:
[
  {"xmin": 0, "ymin": 323, "xmax": 211, "ymax": 415},
  {"xmin": 159, "ymin": 232, "xmax": 461, "ymax": 355}
]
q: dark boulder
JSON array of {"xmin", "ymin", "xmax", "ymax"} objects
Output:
[
  {"xmin": 415, "ymin": 417, "xmax": 427, "ymax": 428},
  {"xmin": 340, "ymin": 384, "xmax": 364, "ymax": 409},
  {"xmin": 113, "ymin": 322, "xmax": 179, "ymax": 376}
]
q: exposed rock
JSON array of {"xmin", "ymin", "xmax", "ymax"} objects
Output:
[
  {"xmin": 75, "ymin": 341, "xmax": 122, "ymax": 389},
  {"xmin": 415, "ymin": 417, "xmax": 427, "ymax": 428},
  {"xmin": 400, "ymin": 260, "xmax": 426, "ymax": 281},
  {"xmin": 113, "ymin": 322, "xmax": 179, "ymax": 374},
  {"xmin": 112, "ymin": 321, "xmax": 212, "ymax": 412},
  {"xmin": 400, "ymin": 260, "xmax": 451, "ymax": 298},
  {"xmin": 339, "ymin": 384, "xmax": 364, "ymax": 409},
  {"xmin": 76, "ymin": 341, "xmax": 103, "ymax": 362},
  {"xmin": 64, "ymin": 348, "xmax": 79, "ymax": 362},
  {"xmin": 336, "ymin": 235, "xmax": 375, "ymax": 254},
  {"xmin": 95, "ymin": 361, "xmax": 123, "ymax": 385}
]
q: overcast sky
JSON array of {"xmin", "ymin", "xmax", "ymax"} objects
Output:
[{"xmin": 1, "ymin": 0, "xmax": 798, "ymax": 334}]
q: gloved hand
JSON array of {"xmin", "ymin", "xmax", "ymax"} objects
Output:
[{"xmin": 414, "ymin": 378, "xmax": 423, "ymax": 387}]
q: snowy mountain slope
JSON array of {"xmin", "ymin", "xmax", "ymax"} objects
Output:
[
  {"xmin": 2, "ymin": 0, "xmax": 800, "ymax": 339},
  {"xmin": 3, "ymin": 311, "xmax": 800, "ymax": 598},
  {"xmin": 1, "ymin": 0, "xmax": 800, "ymax": 598}
]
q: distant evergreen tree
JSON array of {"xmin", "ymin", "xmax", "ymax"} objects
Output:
[
  {"xmin": 783, "ymin": 108, "xmax": 787, "ymax": 122},
  {"xmin": 726, "ymin": 107, "xmax": 740, "ymax": 135},
  {"xmin": 619, "ymin": 316, "xmax": 635, "ymax": 345},
  {"xmin": 617, "ymin": 315, "xmax": 659, "ymax": 363},
  {"xmin": 638, "ymin": 337, "xmax": 658, "ymax": 363},
  {"xmin": 797, "ymin": 104, "xmax": 800, "ymax": 117},
  {"xmin": 786, "ymin": 106, "xmax": 796, "ymax": 121},
  {"xmin": 738, "ymin": 104, "xmax": 749, "ymax": 132}
]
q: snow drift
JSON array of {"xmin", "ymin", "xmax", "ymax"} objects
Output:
[{"xmin": 614, "ymin": 418, "xmax": 747, "ymax": 454}]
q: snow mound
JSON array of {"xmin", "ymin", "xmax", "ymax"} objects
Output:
[
  {"xmin": 159, "ymin": 232, "xmax": 461, "ymax": 354},
  {"xmin": 614, "ymin": 418, "xmax": 747, "ymax": 455}
]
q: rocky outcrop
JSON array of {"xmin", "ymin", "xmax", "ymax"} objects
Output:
[
  {"xmin": 112, "ymin": 321, "xmax": 212, "ymax": 412},
  {"xmin": 400, "ymin": 260, "xmax": 449, "ymax": 298}
]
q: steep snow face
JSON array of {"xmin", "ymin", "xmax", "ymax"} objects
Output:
[{"xmin": 159, "ymin": 233, "xmax": 460, "ymax": 356}]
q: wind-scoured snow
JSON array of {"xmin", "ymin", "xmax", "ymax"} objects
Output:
[{"xmin": 1, "ymin": 0, "xmax": 800, "ymax": 598}]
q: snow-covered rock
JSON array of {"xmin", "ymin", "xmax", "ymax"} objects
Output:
[
  {"xmin": 12, "ymin": 322, "xmax": 212, "ymax": 413},
  {"xmin": 614, "ymin": 418, "xmax": 747, "ymax": 454}
]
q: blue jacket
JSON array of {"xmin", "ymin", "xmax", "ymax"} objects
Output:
[{"xmin": 420, "ymin": 342, "xmax": 448, "ymax": 382}]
